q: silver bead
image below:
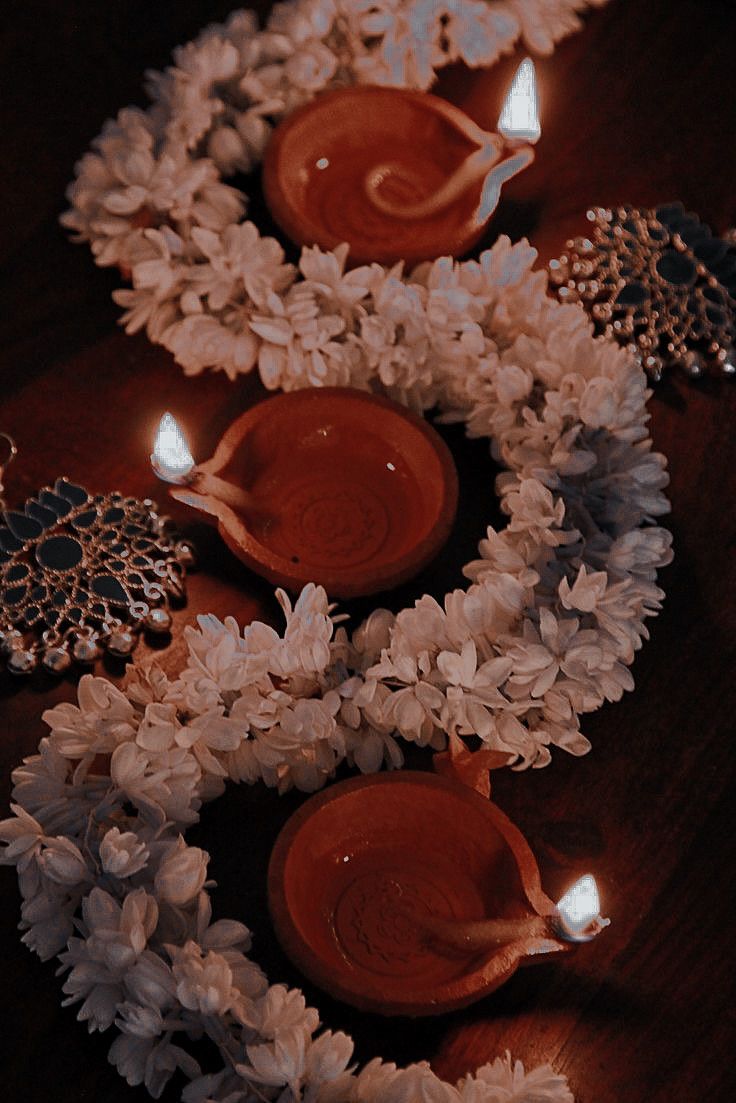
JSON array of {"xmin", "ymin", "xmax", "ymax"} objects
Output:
[
  {"xmin": 42, "ymin": 647, "xmax": 72, "ymax": 675},
  {"xmin": 677, "ymin": 350, "xmax": 705, "ymax": 377},
  {"xmin": 548, "ymin": 262, "xmax": 566, "ymax": 286},
  {"xmin": 145, "ymin": 607, "xmax": 172, "ymax": 634},
  {"xmin": 643, "ymin": 354, "xmax": 664, "ymax": 382},
  {"xmin": 150, "ymin": 513, "xmax": 171, "ymax": 536},
  {"xmin": 72, "ymin": 635, "xmax": 102, "ymax": 664},
  {"xmin": 174, "ymin": 540, "xmax": 197, "ymax": 568},
  {"xmin": 719, "ymin": 346, "xmax": 736, "ymax": 375},
  {"xmin": 557, "ymin": 285, "xmax": 580, "ymax": 303},
  {"xmin": 107, "ymin": 629, "xmax": 137, "ymax": 657},
  {"xmin": 592, "ymin": 302, "xmax": 613, "ymax": 323},
  {"xmin": 7, "ymin": 648, "xmax": 37, "ymax": 675}
]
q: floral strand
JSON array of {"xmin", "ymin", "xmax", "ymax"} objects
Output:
[
  {"xmin": 61, "ymin": 0, "xmax": 608, "ymax": 384},
  {"xmin": 2, "ymin": 0, "xmax": 674, "ymax": 1098}
]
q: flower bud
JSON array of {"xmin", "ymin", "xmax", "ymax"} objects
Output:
[
  {"xmin": 100, "ymin": 827, "xmax": 150, "ymax": 877},
  {"xmin": 154, "ymin": 842, "xmax": 208, "ymax": 905},
  {"xmin": 38, "ymin": 838, "xmax": 90, "ymax": 886}
]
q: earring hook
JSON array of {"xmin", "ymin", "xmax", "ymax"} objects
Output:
[{"xmin": 0, "ymin": 432, "xmax": 18, "ymax": 510}]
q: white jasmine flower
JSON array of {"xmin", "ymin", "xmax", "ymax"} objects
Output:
[
  {"xmin": 504, "ymin": 609, "xmax": 579, "ymax": 698},
  {"xmin": 559, "ymin": 564, "xmax": 609, "ymax": 613},
  {"xmin": 222, "ymin": 948, "xmax": 269, "ymax": 1003},
  {"xmin": 181, "ymin": 1070, "xmax": 234, "ymax": 1103},
  {"xmin": 110, "ymin": 742, "xmax": 202, "ymax": 826},
  {"xmin": 267, "ymin": 0, "xmax": 338, "ymax": 47},
  {"xmin": 136, "ymin": 700, "xmax": 241, "ymax": 780},
  {"xmin": 251, "ymin": 984, "xmax": 319, "ymax": 1040},
  {"xmin": 42, "ymin": 674, "xmax": 137, "ymax": 759},
  {"xmin": 207, "ymin": 123, "xmax": 250, "ymax": 174},
  {"xmin": 17, "ymin": 861, "xmax": 77, "ymax": 960},
  {"xmin": 38, "ymin": 837, "xmax": 91, "ymax": 887},
  {"xmin": 170, "ymin": 940, "xmax": 239, "ymax": 1015},
  {"xmin": 299, "ymin": 243, "xmax": 374, "ymax": 312},
  {"xmin": 123, "ymin": 662, "xmax": 171, "ymax": 707},
  {"xmin": 317, "ymin": 1056, "xmax": 400, "ymax": 1102},
  {"xmin": 276, "ymin": 584, "xmax": 336, "ymax": 676},
  {"xmin": 503, "ymin": 479, "xmax": 569, "ymax": 547},
  {"xmin": 578, "ymin": 375, "xmax": 620, "ymax": 428},
  {"xmin": 463, "ymin": 526, "xmax": 539, "ymax": 585},
  {"xmin": 161, "ymin": 313, "xmax": 260, "ymax": 379},
  {"xmin": 284, "ymin": 40, "xmax": 339, "ymax": 90},
  {"xmin": 436, "ymin": 641, "xmax": 514, "ymax": 737},
  {"xmin": 376, "ymin": 1061, "xmax": 463, "ymax": 1102},
  {"xmin": 190, "ymin": 222, "xmax": 294, "ymax": 311},
  {"xmin": 108, "ymin": 1032, "xmax": 201, "ymax": 1098},
  {"xmin": 59, "ymin": 888, "xmax": 159, "ymax": 1031},
  {"xmin": 460, "ymin": 1049, "xmax": 573, "ymax": 1101},
  {"xmin": 10, "ymin": 742, "xmax": 85, "ymax": 836},
  {"xmin": 123, "ymin": 950, "xmax": 177, "ymax": 1011},
  {"xmin": 108, "ymin": 1033, "xmax": 155, "ymax": 1089},
  {"xmin": 200, "ymin": 918, "xmax": 252, "ymax": 954},
  {"xmin": 100, "ymin": 827, "xmax": 150, "ymax": 878},
  {"xmin": 154, "ymin": 839, "xmax": 209, "ymax": 905},
  {"xmin": 241, "ymin": 1030, "xmax": 308, "ymax": 1092},
  {"xmin": 509, "ymin": 0, "xmax": 607, "ymax": 55},
  {"xmin": 304, "ymin": 1029, "xmax": 354, "ymax": 1084},
  {"xmin": 252, "ymin": 285, "xmax": 355, "ymax": 391},
  {"xmin": 115, "ymin": 1001, "xmax": 165, "ymax": 1038},
  {"xmin": 0, "ymin": 804, "xmax": 45, "ymax": 870},
  {"xmin": 346, "ymin": 723, "xmax": 404, "ymax": 773},
  {"xmin": 607, "ymin": 526, "xmax": 674, "ymax": 579},
  {"xmin": 444, "ymin": 0, "xmax": 519, "ymax": 67},
  {"xmin": 350, "ymin": 608, "xmax": 396, "ymax": 666}
]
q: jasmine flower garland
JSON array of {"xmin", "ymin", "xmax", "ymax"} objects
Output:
[
  {"xmin": 3, "ymin": 0, "xmax": 676, "ymax": 1098},
  {"xmin": 61, "ymin": 0, "xmax": 609, "ymax": 384}
]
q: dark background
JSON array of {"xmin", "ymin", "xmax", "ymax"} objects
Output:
[{"xmin": 1, "ymin": 1, "xmax": 735, "ymax": 1100}]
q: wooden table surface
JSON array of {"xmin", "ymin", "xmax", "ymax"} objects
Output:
[{"xmin": 2, "ymin": 1, "xmax": 735, "ymax": 1100}]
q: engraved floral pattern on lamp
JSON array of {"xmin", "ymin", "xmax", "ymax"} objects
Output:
[
  {"xmin": 281, "ymin": 482, "xmax": 389, "ymax": 567},
  {"xmin": 335, "ymin": 869, "xmax": 457, "ymax": 973}
]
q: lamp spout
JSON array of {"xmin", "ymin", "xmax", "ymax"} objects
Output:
[
  {"xmin": 363, "ymin": 59, "xmax": 540, "ymax": 224},
  {"xmin": 364, "ymin": 135, "xmax": 504, "ymax": 221}
]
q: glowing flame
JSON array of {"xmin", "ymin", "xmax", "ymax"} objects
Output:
[
  {"xmin": 151, "ymin": 412, "xmax": 195, "ymax": 484},
  {"xmin": 556, "ymin": 874, "xmax": 609, "ymax": 941},
  {"xmin": 497, "ymin": 58, "xmax": 541, "ymax": 144}
]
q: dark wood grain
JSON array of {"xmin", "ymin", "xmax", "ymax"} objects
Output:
[{"xmin": 1, "ymin": 1, "xmax": 736, "ymax": 1100}]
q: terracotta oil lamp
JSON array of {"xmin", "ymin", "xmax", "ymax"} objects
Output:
[
  {"xmin": 151, "ymin": 389, "xmax": 458, "ymax": 598},
  {"xmin": 268, "ymin": 743, "xmax": 609, "ymax": 1017},
  {"xmin": 262, "ymin": 59, "xmax": 541, "ymax": 267}
]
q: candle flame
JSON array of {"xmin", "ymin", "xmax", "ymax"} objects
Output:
[
  {"xmin": 555, "ymin": 874, "xmax": 610, "ymax": 941},
  {"xmin": 497, "ymin": 58, "xmax": 541, "ymax": 144},
  {"xmin": 151, "ymin": 412, "xmax": 195, "ymax": 484}
]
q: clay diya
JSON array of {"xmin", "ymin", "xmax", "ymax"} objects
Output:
[
  {"xmin": 151, "ymin": 389, "xmax": 458, "ymax": 598},
  {"xmin": 262, "ymin": 59, "xmax": 541, "ymax": 267},
  {"xmin": 267, "ymin": 768, "xmax": 609, "ymax": 1017}
]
